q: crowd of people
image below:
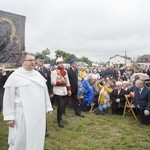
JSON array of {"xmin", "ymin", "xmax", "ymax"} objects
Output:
[
  {"xmin": 76, "ymin": 65, "xmax": 150, "ymax": 122},
  {"xmin": 0, "ymin": 52, "xmax": 150, "ymax": 150}
]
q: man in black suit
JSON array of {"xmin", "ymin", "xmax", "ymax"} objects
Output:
[
  {"xmin": 0, "ymin": 67, "xmax": 7, "ymax": 112},
  {"xmin": 67, "ymin": 58, "xmax": 84, "ymax": 117},
  {"xmin": 134, "ymin": 79, "xmax": 150, "ymax": 125},
  {"xmin": 35, "ymin": 56, "xmax": 53, "ymax": 95},
  {"xmin": 35, "ymin": 56, "xmax": 53, "ymax": 136},
  {"xmin": 110, "ymin": 81, "xmax": 126, "ymax": 115}
]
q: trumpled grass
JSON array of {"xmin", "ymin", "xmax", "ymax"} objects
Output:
[{"xmin": 0, "ymin": 109, "xmax": 149, "ymax": 150}]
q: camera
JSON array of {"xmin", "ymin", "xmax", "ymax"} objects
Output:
[{"xmin": 99, "ymin": 81, "xmax": 104, "ymax": 86}]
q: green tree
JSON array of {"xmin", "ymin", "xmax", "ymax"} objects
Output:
[
  {"xmin": 42, "ymin": 48, "xmax": 50, "ymax": 56},
  {"xmin": 54, "ymin": 49, "xmax": 92, "ymax": 65},
  {"xmin": 55, "ymin": 50, "xmax": 65, "ymax": 58},
  {"xmin": 55, "ymin": 50, "xmax": 77, "ymax": 63},
  {"xmin": 35, "ymin": 48, "xmax": 51, "ymax": 63},
  {"xmin": 79, "ymin": 56, "xmax": 92, "ymax": 66}
]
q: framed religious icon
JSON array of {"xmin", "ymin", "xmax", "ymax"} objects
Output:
[{"xmin": 0, "ymin": 10, "xmax": 26, "ymax": 67}]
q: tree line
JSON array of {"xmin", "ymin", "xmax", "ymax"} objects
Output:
[{"xmin": 35, "ymin": 48, "xmax": 92, "ymax": 66}]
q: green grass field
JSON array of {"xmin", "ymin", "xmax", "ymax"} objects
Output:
[{"xmin": 0, "ymin": 109, "xmax": 150, "ymax": 150}]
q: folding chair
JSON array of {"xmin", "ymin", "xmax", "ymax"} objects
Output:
[
  {"xmin": 123, "ymin": 94, "xmax": 138, "ymax": 121},
  {"xmin": 89, "ymin": 103, "xmax": 95, "ymax": 112}
]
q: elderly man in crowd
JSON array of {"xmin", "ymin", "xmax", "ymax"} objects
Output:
[
  {"xmin": 3, "ymin": 52, "xmax": 53, "ymax": 150},
  {"xmin": 67, "ymin": 58, "xmax": 85, "ymax": 117},
  {"xmin": 35, "ymin": 56, "xmax": 53, "ymax": 95},
  {"xmin": 35, "ymin": 55, "xmax": 53, "ymax": 137},
  {"xmin": 134, "ymin": 79, "xmax": 150, "ymax": 125},
  {"xmin": 110, "ymin": 81, "xmax": 126, "ymax": 115}
]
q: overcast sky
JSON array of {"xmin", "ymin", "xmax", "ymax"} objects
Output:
[{"xmin": 1, "ymin": 0, "xmax": 150, "ymax": 62}]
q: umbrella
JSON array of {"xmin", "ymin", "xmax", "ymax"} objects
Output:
[
  {"xmin": 130, "ymin": 73, "xmax": 150, "ymax": 81},
  {"xmin": 145, "ymin": 79, "xmax": 150, "ymax": 87}
]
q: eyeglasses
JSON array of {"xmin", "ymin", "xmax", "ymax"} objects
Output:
[{"xmin": 24, "ymin": 59, "xmax": 35, "ymax": 62}]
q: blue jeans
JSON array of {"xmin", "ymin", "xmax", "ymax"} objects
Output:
[{"xmin": 98, "ymin": 103, "xmax": 108, "ymax": 112}]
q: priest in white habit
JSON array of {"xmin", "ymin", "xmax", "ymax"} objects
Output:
[{"xmin": 3, "ymin": 52, "xmax": 53, "ymax": 150}]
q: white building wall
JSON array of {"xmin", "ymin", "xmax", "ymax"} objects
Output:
[
  {"xmin": 109, "ymin": 56, "xmax": 132, "ymax": 66},
  {"xmin": 126, "ymin": 59, "xmax": 132, "ymax": 66},
  {"xmin": 137, "ymin": 62, "xmax": 150, "ymax": 67}
]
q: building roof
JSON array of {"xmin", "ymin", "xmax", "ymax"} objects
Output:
[
  {"xmin": 137, "ymin": 54, "xmax": 150, "ymax": 62},
  {"xmin": 109, "ymin": 54, "xmax": 131, "ymax": 60},
  {"xmin": 77, "ymin": 61, "xmax": 88, "ymax": 67}
]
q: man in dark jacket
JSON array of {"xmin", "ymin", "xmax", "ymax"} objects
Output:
[
  {"xmin": 110, "ymin": 81, "xmax": 126, "ymax": 115},
  {"xmin": 134, "ymin": 79, "xmax": 150, "ymax": 125},
  {"xmin": 35, "ymin": 56, "xmax": 53, "ymax": 95},
  {"xmin": 67, "ymin": 59, "xmax": 84, "ymax": 117},
  {"xmin": 0, "ymin": 67, "xmax": 7, "ymax": 111},
  {"xmin": 35, "ymin": 56, "xmax": 53, "ymax": 136}
]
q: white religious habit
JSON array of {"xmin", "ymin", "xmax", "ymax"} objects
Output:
[{"xmin": 3, "ymin": 67, "xmax": 53, "ymax": 150}]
